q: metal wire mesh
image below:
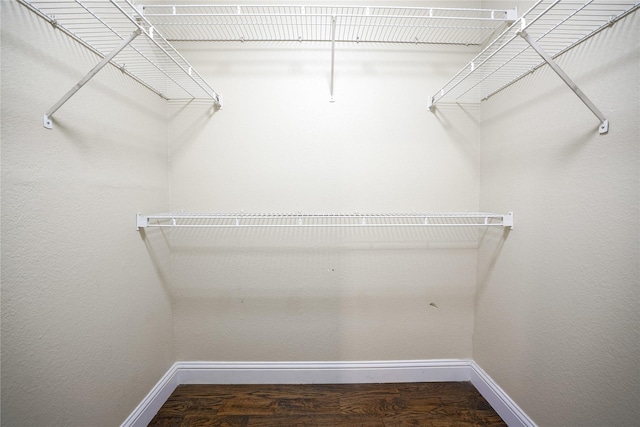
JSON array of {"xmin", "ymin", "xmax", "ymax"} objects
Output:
[
  {"xmin": 429, "ymin": 0, "xmax": 640, "ymax": 105},
  {"xmin": 18, "ymin": 0, "xmax": 221, "ymax": 102},
  {"xmin": 138, "ymin": 212, "xmax": 512, "ymax": 228},
  {"xmin": 141, "ymin": 5, "xmax": 515, "ymax": 45}
]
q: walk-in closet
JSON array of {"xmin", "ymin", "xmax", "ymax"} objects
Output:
[{"xmin": 1, "ymin": 0, "xmax": 638, "ymax": 425}]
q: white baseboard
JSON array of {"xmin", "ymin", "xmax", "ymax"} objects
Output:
[
  {"xmin": 120, "ymin": 364, "xmax": 180, "ymax": 427},
  {"xmin": 122, "ymin": 359, "xmax": 536, "ymax": 427},
  {"xmin": 174, "ymin": 359, "xmax": 471, "ymax": 385},
  {"xmin": 470, "ymin": 361, "xmax": 537, "ymax": 427}
]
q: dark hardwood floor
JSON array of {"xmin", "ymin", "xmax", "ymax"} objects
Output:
[{"xmin": 148, "ymin": 382, "xmax": 507, "ymax": 426}]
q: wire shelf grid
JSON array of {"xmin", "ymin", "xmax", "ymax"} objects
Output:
[
  {"xmin": 18, "ymin": 0, "xmax": 221, "ymax": 103},
  {"xmin": 429, "ymin": 0, "xmax": 640, "ymax": 105},
  {"xmin": 137, "ymin": 212, "xmax": 513, "ymax": 229},
  {"xmin": 141, "ymin": 5, "xmax": 516, "ymax": 45}
]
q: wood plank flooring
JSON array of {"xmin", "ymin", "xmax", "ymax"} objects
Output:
[{"xmin": 148, "ymin": 382, "xmax": 507, "ymax": 426}]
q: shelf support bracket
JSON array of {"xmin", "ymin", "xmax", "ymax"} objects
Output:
[
  {"xmin": 44, "ymin": 28, "xmax": 142, "ymax": 129},
  {"xmin": 517, "ymin": 22, "xmax": 608, "ymax": 135},
  {"xmin": 329, "ymin": 16, "xmax": 337, "ymax": 103},
  {"xmin": 137, "ymin": 213, "xmax": 149, "ymax": 230},
  {"xmin": 502, "ymin": 212, "xmax": 514, "ymax": 229}
]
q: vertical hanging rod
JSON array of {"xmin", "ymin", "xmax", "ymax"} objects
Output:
[
  {"xmin": 136, "ymin": 212, "xmax": 514, "ymax": 230},
  {"xmin": 329, "ymin": 16, "xmax": 337, "ymax": 102}
]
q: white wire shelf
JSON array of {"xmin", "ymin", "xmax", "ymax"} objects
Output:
[
  {"xmin": 136, "ymin": 212, "xmax": 514, "ymax": 230},
  {"xmin": 428, "ymin": 0, "xmax": 640, "ymax": 106},
  {"xmin": 18, "ymin": 0, "xmax": 221, "ymax": 107},
  {"xmin": 140, "ymin": 5, "xmax": 517, "ymax": 45}
]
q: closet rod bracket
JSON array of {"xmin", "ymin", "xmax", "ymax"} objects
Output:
[
  {"xmin": 516, "ymin": 20, "xmax": 609, "ymax": 135},
  {"xmin": 43, "ymin": 28, "xmax": 142, "ymax": 129}
]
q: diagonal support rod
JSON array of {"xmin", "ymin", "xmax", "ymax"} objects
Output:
[
  {"xmin": 44, "ymin": 28, "xmax": 142, "ymax": 129},
  {"xmin": 517, "ymin": 21, "xmax": 608, "ymax": 134}
]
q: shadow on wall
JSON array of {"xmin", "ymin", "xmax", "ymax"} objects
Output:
[
  {"xmin": 138, "ymin": 227, "xmax": 172, "ymax": 297},
  {"xmin": 168, "ymin": 99, "xmax": 220, "ymax": 160},
  {"xmin": 173, "ymin": 41, "xmax": 474, "ymax": 77},
  {"xmin": 429, "ymin": 102, "xmax": 480, "ymax": 164},
  {"xmin": 138, "ymin": 226, "xmax": 485, "ymax": 300},
  {"xmin": 138, "ymin": 225, "xmax": 491, "ymax": 287},
  {"xmin": 476, "ymin": 226, "xmax": 511, "ymax": 292},
  {"xmin": 137, "ymin": 225, "xmax": 481, "ymax": 360},
  {"xmin": 143, "ymin": 224, "xmax": 485, "ymax": 252}
]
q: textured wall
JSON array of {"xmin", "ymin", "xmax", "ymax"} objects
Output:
[
  {"xmin": 1, "ymin": 2, "xmax": 174, "ymax": 425},
  {"xmin": 166, "ymin": 37, "xmax": 483, "ymax": 361},
  {"xmin": 475, "ymin": 5, "xmax": 640, "ymax": 426}
]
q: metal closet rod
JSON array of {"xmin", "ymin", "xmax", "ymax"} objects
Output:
[{"xmin": 136, "ymin": 212, "xmax": 514, "ymax": 230}]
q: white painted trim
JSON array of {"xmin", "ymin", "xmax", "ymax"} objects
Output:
[
  {"xmin": 470, "ymin": 361, "xmax": 537, "ymax": 427},
  {"xmin": 175, "ymin": 359, "xmax": 472, "ymax": 385},
  {"xmin": 120, "ymin": 363, "xmax": 180, "ymax": 427},
  {"xmin": 122, "ymin": 359, "xmax": 536, "ymax": 427}
]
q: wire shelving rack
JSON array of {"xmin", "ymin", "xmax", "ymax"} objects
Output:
[
  {"xmin": 140, "ymin": 5, "xmax": 517, "ymax": 45},
  {"xmin": 428, "ymin": 0, "xmax": 639, "ymax": 108},
  {"xmin": 136, "ymin": 212, "xmax": 514, "ymax": 230},
  {"xmin": 17, "ymin": 0, "xmax": 222, "ymax": 128}
]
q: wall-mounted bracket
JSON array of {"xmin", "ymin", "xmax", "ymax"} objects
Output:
[
  {"xmin": 517, "ymin": 19, "xmax": 609, "ymax": 135},
  {"xmin": 427, "ymin": 96, "xmax": 435, "ymax": 112},
  {"xmin": 137, "ymin": 213, "xmax": 149, "ymax": 230},
  {"xmin": 502, "ymin": 212, "xmax": 514, "ymax": 229},
  {"xmin": 44, "ymin": 28, "xmax": 142, "ymax": 129}
]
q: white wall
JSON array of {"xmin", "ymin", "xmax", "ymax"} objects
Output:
[
  {"xmin": 476, "ymin": 4, "xmax": 640, "ymax": 426},
  {"xmin": 1, "ymin": 2, "xmax": 174, "ymax": 425},
  {"xmin": 8, "ymin": 0, "xmax": 637, "ymax": 424},
  {"xmin": 166, "ymin": 30, "xmax": 483, "ymax": 360}
]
